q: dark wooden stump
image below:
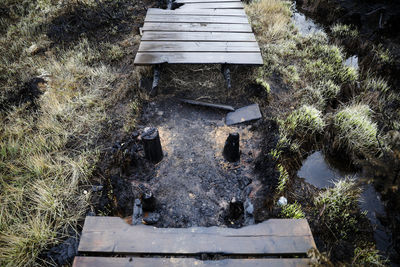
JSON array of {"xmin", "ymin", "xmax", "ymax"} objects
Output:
[
  {"xmin": 141, "ymin": 127, "xmax": 163, "ymax": 163},
  {"xmin": 223, "ymin": 132, "xmax": 240, "ymax": 162},
  {"xmin": 142, "ymin": 189, "xmax": 156, "ymax": 211}
]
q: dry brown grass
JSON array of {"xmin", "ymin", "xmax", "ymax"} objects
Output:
[
  {"xmin": 245, "ymin": 0, "xmax": 292, "ymax": 43},
  {"xmin": 0, "ymin": 1, "xmax": 142, "ymax": 265}
]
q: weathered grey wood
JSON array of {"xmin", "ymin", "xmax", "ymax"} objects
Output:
[
  {"xmin": 178, "ymin": 2, "xmax": 244, "ymax": 9},
  {"xmin": 138, "ymin": 41, "xmax": 260, "ymax": 52},
  {"xmin": 73, "ymin": 257, "xmax": 311, "ymax": 267},
  {"xmin": 176, "ymin": 0, "xmax": 241, "ymax": 3},
  {"xmin": 78, "ymin": 217, "xmax": 316, "ymax": 255},
  {"xmin": 145, "ymin": 14, "xmax": 248, "ymax": 24},
  {"xmin": 142, "ymin": 23, "xmax": 252, "ymax": 33},
  {"xmin": 142, "ymin": 32, "xmax": 256, "ymax": 42},
  {"xmin": 134, "ymin": 52, "xmax": 263, "ymax": 65},
  {"xmin": 147, "ymin": 8, "xmax": 246, "ymax": 16},
  {"xmin": 179, "ymin": 98, "xmax": 235, "ymax": 111}
]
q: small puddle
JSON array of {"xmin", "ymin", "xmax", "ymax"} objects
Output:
[
  {"xmin": 292, "ymin": 5, "xmax": 324, "ymax": 36},
  {"xmin": 344, "ymin": 55, "xmax": 359, "ymax": 70},
  {"xmin": 298, "ymin": 151, "xmax": 391, "ymax": 257}
]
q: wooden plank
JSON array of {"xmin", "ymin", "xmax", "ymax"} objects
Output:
[
  {"xmin": 142, "ymin": 23, "xmax": 252, "ymax": 33},
  {"xmin": 145, "ymin": 14, "xmax": 248, "ymax": 24},
  {"xmin": 73, "ymin": 257, "xmax": 311, "ymax": 267},
  {"xmin": 147, "ymin": 8, "xmax": 246, "ymax": 16},
  {"xmin": 134, "ymin": 52, "xmax": 263, "ymax": 65},
  {"xmin": 78, "ymin": 217, "xmax": 316, "ymax": 255},
  {"xmin": 178, "ymin": 2, "xmax": 244, "ymax": 9},
  {"xmin": 179, "ymin": 98, "xmax": 235, "ymax": 111},
  {"xmin": 141, "ymin": 32, "xmax": 256, "ymax": 42},
  {"xmin": 176, "ymin": 0, "xmax": 241, "ymax": 3},
  {"xmin": 138, "ymin": 41, "xmax": 260, "ymax": 52}
]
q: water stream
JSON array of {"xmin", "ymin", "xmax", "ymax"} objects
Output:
[{"xmin": 298, "ymin": 151, "xmax": 391, "ymax": 258}]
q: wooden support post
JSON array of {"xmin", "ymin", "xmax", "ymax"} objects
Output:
[
  {"xmin": 142, "ymin": 127, "xmax": 163, "ymax": 163},
  {"xmin": 221, "ymin": 64, "xmax": 232, "ymax": 89},
  {"xmin": 223, "ymin": 132, "xmax": 240, "ymax": 162}
]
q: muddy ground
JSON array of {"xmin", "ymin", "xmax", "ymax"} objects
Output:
[{"xmin": 92, "ymin": 65, "xmax": 280, "ymax": 228}]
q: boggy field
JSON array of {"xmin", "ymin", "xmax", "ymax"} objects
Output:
[{"xmin": 0, "ymin": 0, "xmax": 399, "ymax": 266}]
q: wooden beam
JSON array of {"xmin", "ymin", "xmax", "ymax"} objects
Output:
[
  {"xmin": 73, "ymin": 257, "xmax": 312, "ymax": 267},
  {"xmin": 78, "ymin": 217, "xmax": 316, "ymax": 255},
  {"xmin": 138, "ymin": 41, "xmax": 260, "ymax": 53},
  {"xmin": 141, "ymin": 32, "xmax": 256, "ymax": 42},
  {"xmin": 134, "ymin": 52, "xmax": 263, "ymax": 65},
  {"xmin": 147, "ymin": 8, "xmax": 247, "ymax": 16},
  {"xmin": 178, "ymin": 2, "xmax": 244, "ymax": 9},
  {"xmin": 144, "ymin": 14, "xmax": 248, "ymax": 24},
  {"xmin": 142, "ymin": 23, "xmax": 252, "ymax": 33}
]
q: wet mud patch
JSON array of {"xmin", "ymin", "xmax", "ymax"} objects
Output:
[{"xmin": 97, "ymin": 64, "xmax": 280, "ymax": 228}]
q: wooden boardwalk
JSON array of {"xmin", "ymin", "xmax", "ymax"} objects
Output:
[
  {"xmin": 134, "ymin": 1, "xmax": 263, "ymax": 65},
  {"xmin": 73, "ymin": 216, "xmax": 316, "ymax": 266}
]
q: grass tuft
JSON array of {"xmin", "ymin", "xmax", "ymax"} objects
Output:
[
  {"xmin": 333, "ymin": 104, "xmax": 379, "ymax": 156},
  {"xmin": 284, "ymin": 105, "xmax": 325, "ymax": 139},
  {"xmin": 314, "ymin": 177, "xmax": 362, "ymax": 240}
]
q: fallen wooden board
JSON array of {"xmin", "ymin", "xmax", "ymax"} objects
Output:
[
  {"xmin": 226, "ymin": 103, "xmax": 262, "ymax": 125},
  {"xmin": 179, "ymin": 98, "xmax": 235, "ymax": 111},
  {"xmin": 138, "ymin": 41, "xmax": 260, "ymax": 52},
  {"xmin": 178, "ymin": 2, "xmax": 244, "ymax": 9},
  {"xmin": 134, "ymin": 52, "xmax": 263, "ymax": 65},
  {"xmin": 141, "ymin": 32, "xmax": 256, "ymax": 42},
  {"xmin": 73, "ymin": 257, "xmax": 312, "ymax": 267},
  {"xmin": 147, "ymin": 8, "xmax": 247, "ymax": 16},
  {"xmin": 142, "ymin": 23, "xmax": 252, "ymax": 33},
  {"xmin": 144, "ymin": 14, "xmax": 248, "ymax": 24},
  {"xmin": 78, "ymin": 217, "xmax": 316, "ymax": 255}
]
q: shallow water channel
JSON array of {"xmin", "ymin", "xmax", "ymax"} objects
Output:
[
  {"xmin": 292, "ymin": 5, "xmax": 392, "ymax": 260},
  {"xmin": 297, "ymin": 151, "xmax": 391, "ymax": 255}
]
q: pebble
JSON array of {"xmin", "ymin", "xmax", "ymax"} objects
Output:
[{"xmin": 278, "ymin": 196, "xmax": 288, "ymax": 206}]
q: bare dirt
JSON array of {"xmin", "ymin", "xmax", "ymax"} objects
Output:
[{"xmin": 94, "ymin": 64, "xmax": 280, "ymax": 228}]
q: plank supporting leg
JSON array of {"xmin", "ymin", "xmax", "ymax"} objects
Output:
[
  {"xmin": 150, "ymin": 64, "xmax": 161, "ymax": 97},
  {"xmin": 221, "ymin": 64, "xmax": 232, "ymax": 89}
]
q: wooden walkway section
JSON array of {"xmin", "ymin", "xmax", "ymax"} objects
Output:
[
  {"xmin": 73, "ymin": 217, "xmax": 316, "ymax": 266},
  {"xmin": 134, "ymin": 2, "xmax": 263, "ymax": 65}
]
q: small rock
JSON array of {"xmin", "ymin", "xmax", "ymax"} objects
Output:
[
  {"xmin": 277, "ymin": 196, "xmax": 287, "ymax": 206},
  {"xmin": 142, "ymin": 213, "xmax": 160, "ymax": 225},
  {"xmin": 132, "ymin": 199, "xmax": 143, "ymax": 225},
  {"xmin": 27, "ymin": 44, "xmax": 39, "ymax": 55},
  {"xmin": 157, "ymin": 111, "xmax": 164, "ymax": 116}
]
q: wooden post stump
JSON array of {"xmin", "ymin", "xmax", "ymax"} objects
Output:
[
  {"xmin": 223, "ymin": 132, "xmax": 240, "ymax": 162},
  {"xmin": 141, "ymin": 127, "xmax": 163, "ymax": 163}
]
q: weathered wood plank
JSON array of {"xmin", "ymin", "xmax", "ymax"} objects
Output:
[
  {"xmin": 78, "ymin": 217, "xmax": 316, "ymax": 254},
  {"xmin": 134, "ymin": 52, "xmax": 263, "ymax": 65},
  {"xmin": 141, "ymin": 32, "xmax": 256, "ymax": 42},
  {"xmin": 73, "ymin": 257, "xmax": 311, "ymax": 267},
  {"xmin": 178, "ymin": 2, "xmax": 244, "ymax": 9},
  {"xmin": 145, "ymin": 14, "xmax": 248, "ymax": 24},
  {"xmin": 147, "ymin": 8, "xmax": 246, "ymax": 16},
  {"xmin": 81, "ymin": 217, "xmax": 313, "ymax": 236},
  {"xmin": 179, "ymin": 98, "xmax": 235, "ymax": 111},
  {"xmin": 176, "ymin": 0, "xmax": 241, "ymax": 3},
  {"xmin": 142, "ymin": 22, "xmax": 252, "ymax": 33},
  {"xmin": 138, "ymin": 41, "xmax": 260, "ymax": 52}
]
